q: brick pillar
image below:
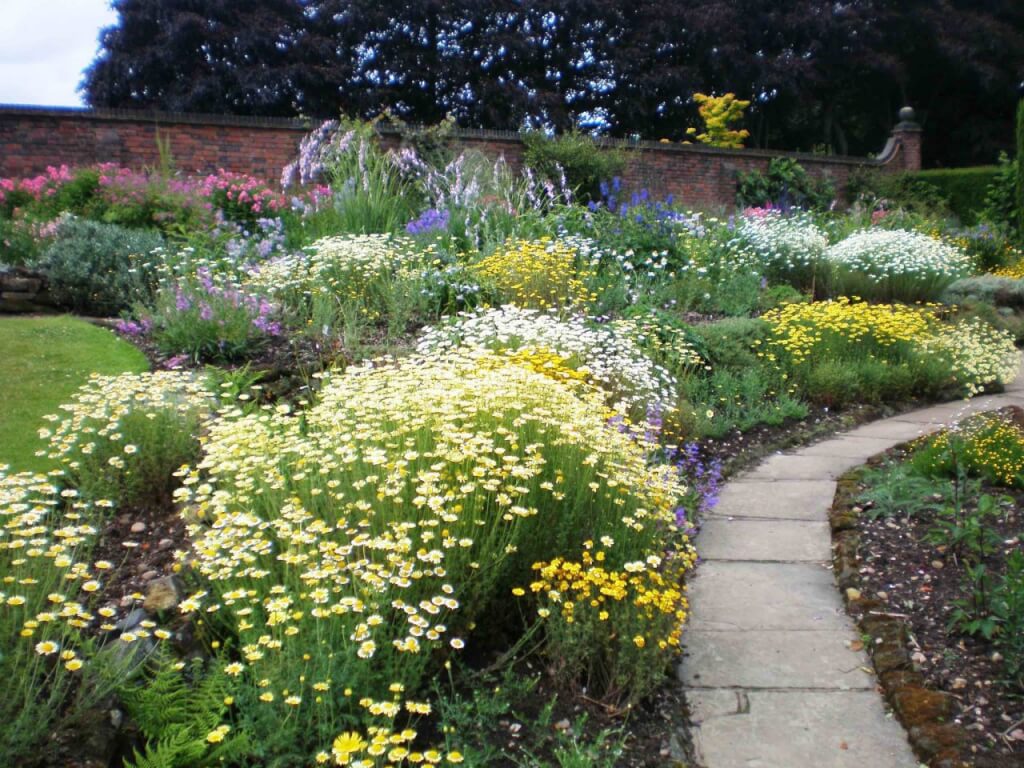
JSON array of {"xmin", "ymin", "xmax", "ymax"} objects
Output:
[{"xmin": 891, "ymin": 106, "xmax": 923, "ymax": 172}]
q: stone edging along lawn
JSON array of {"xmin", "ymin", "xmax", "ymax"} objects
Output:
[{"xmin": 679, "ymin": 359, "xmax": 1024, "ymax": 768}]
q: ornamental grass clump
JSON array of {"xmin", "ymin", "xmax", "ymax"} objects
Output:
[
  {"xmin": 470, "ymin": 237, "xmax": 597, "ymax": 309},
  {"xmin": 39, "ymin": 371, "xmax": 215, "ymax": 507},
  {"xmin": 415, "ymin": 305, "xmax": 678, "ymax": 413},
  {"xmin": 826, "ymin": 229, "xmax": 974, "ymax": 302},
  {"xmin": 175, "ymin": 349, "xmax": 694, "ymax": 761},
  {"xmin": 736, "ymin": 210, "xmax": 828, "ymax": 290}
]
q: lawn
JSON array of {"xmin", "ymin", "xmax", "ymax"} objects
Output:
[{"xmin": 0, "ymin": 315, "xmax": 148, "ymax": 472}]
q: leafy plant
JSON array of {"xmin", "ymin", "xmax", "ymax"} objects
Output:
[
  {"xmin": 43, "ymin": 218, "xmax": 164, "ymax": 315},
  {"xmin": 687, "ymin": 93, "xmax": 750, "ymax": 148},
  {"xmin": 736, "ymin": 158, "xmax": 835, "ymax": 210},
  {"xmin": 521, "ymin": 130, "xmax": 626, "ymax": 203},
  {"xmin": 119, "ymin": 656, "xmax": 249, "ymax": 768}
]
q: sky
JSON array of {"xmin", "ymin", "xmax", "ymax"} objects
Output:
[{"xmin": 0, "ymin": 0, "xmax": 117, "ymax": 107}]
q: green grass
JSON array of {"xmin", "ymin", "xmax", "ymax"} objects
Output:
[{"xmin": 0, "ymin": 315, "xmax": 148, "ymax": 473}]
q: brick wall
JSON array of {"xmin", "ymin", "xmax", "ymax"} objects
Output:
[{"xmin": 0, "ymin": 105, "xmax": 920, "ymax": 209}]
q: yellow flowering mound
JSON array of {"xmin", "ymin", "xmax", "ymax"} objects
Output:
[
  {"xmin": 177, "ymin": 350, "xmax": 692, "ymax": 761},
  {"xmin": 524, "ymin": 540, "xmax": 693, "ymax": 704},
  {"xmin": 761, "ymin": 297, "xmax": 937, "ymax": 366},
  {"xmin": 471, "ymin": 237, "xmax": 596, "ymax": 309},
  {"xmin": 992, "ymin": 256, "xmax": 1024, "ymax": 280},
  {"xmin": 916, "ymin": 412, "xmax": 1024, "ymax": 488}
]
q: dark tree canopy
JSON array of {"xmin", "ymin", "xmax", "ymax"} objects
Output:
[{"xmin": 82, "ymin": 0, "xmax": 1024, "ymax": 167}]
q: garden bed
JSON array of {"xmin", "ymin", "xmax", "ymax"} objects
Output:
[{"xmin": 833, "ymin": 408, "xmax": 1024, "ymax": 767}]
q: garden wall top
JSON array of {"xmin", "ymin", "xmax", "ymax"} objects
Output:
[{"xmin": 0, "ymin": 104, "xmax": 921, "ymax": 209}]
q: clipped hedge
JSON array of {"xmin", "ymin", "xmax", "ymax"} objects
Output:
[{"xmin": 909, "ymin": 166, "xmax": 999, "ymax": 225}]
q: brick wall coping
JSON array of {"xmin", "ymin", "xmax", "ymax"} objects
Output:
[{"xmin": 0, "ymin": 103, "xmax": 890, "ymax": 168}]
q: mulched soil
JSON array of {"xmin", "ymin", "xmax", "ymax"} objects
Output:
[{"xmin": 855, "ymin": 448, "xmax": 1024, "ymax": 765}]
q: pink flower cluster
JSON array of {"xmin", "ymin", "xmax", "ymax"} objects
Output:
[
  {"xmin": 201, "ymin": 169, "xmax": 287, "ymax": 217},
  {"xmin": 0, "ymin": 165, "xmax": 72, "ymax": 206}
]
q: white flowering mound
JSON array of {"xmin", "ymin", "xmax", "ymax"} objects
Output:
[
  {"xmin": 246, "ymin": 233, "xmax": 418, "ymax": 301},
  {"xmin": 738, "ymin": 211, "xmax": 828, "ymax": 287},
  {"xmin": 922, "ymin": 317, "xmax": 1019, "ymax": 397},
  {"xmin": 826, "ymin": 229, "xmax": 974, "ymax": 301},
  {"xmin": 416, "ymin": 305, "xmax": 678, "ymax": 412}
]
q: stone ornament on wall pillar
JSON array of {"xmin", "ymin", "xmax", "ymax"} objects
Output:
[{"xmin": 878, "ymin": 106, "xmax": 923, "ymax": 172}]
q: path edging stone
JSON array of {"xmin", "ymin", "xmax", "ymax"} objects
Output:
[{"xmin": 831, "ymin": 455, "xmax": 975, "ymax": 768}]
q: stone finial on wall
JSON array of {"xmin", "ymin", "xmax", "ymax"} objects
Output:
[{"xmin": 878, "ymin": 106, "xmax": 923, "ymax": 172}]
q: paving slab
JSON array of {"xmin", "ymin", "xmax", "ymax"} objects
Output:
[
  {"xmin": 680, "ymin": 629, "xmax": 876, "ymax": 689},
  {"xmin": 797, "ymin": 436, "xmax": 896, "ymax": 460},
  {"xmin": 681, "ymin": 359, "xmax": 1023, "ymax": 768},
  {"xmin": 742, "ymin": 452, "xmax": 862, "ymax": 481},
  {"xmin": 687, "ymin": 689, "xmax": 918, "ymax": 768},
  {"xmin": 711, "ymin": 480, "xmax": 835, "ymax": 520},
  {"xmin": 696, "ymin": 518, "xmax": 831, "ymax": 562},
  {"xmin": 686, "ymin": 561, "xmax": 850, "ymax": 631},
  {"xmin": 841, "ymin": 419, "xmax": 931, "ymax": 442}
]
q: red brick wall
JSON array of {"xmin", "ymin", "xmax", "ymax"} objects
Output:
[{"xmin": 0, "ymin": 106, "xmax": 918, "ymax": 208}]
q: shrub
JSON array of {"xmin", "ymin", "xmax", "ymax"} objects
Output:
[
  {"xmin": 176, "ymin": 350, "xmax": 694, "ymax": 758},
  {"xmin": 42, "ymin": 218, "xmax": 164, "ymax": 315},
  {"xmin": 736, "ymin": 210, "xmax": 828, "ymax": 290},
  {"xmin": 39, "ymin": 371, "xmax": 214, "ymax": 506},
  {"xmin": 944, "ymin": 223, "xmax": 1021, "ymax": 272},
  {"xmin": 909, "ymin": 167, "xmax": 999, "ymax": 225},
  {"xmin": 736, "ymin": 158, "xmax": 835, "ymax": 210},
  {"xmin": 687, "ymin": 92, "xmax": 750, "ymax": 148},
  {"xmin": 942, "ymin": 275, "xmax": 1024, "ymax": 309},
  {"xmin": 980, "ymin": 153, "xmax": 1018, "ymax": 235},
  {"xmin": 762, "ymin": 298, "xmax": 947, "ymax": 404},
  {"xmin": 521, "ymin": 130, "xmax": 627, "ymax": 203},
  {"xmin": 847, "ymin": 170, "xmax": 951, "ymax": 217},
  {"xmin": 825, "ymin": 228, "xmax": 973, "ymax": 302}
]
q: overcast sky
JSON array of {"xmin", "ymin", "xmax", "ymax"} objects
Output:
[{"xmin": 0, "ymin": 0, "xmax": 117, "ymax": 107}]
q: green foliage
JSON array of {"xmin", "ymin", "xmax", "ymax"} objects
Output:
[
  {"xmin": 847, "ymin": 171, "xmax": 951, "ymax": 217},
  {"xmin": 857, "ymin": 461, "xmax": 945, "ymax": 520},
  {"xmin": 736, "ymin": 157, "xmax": 835, "ymax": 210},
  {"xmin": 942, "ymin": 275, "xmax": 1024, "ymax": 309},
  {"xmin": 521, "ymin": 130, "xmax": 627, "ymax": 203},
  {"xmin": 688, "ymin": 92, "xmax": 750, "ymax": 148},
  {"xmin": 911, "ymin": 167, "xmax": 1000, "ymax": 225},
  {"xmin": 981, "ymin": 152, "xmax": 1019, "ymax": 235},
  {"xmin": 680, "ymin": 367, "xmax": 807, "ymax": 439},
  {"xmin": 43, "ymin": 218, "xmax": 164, "ymax": 315},
  {"xmin": 1017, "ymin": 98, "xmax": 1024, "ymax": 236},
  {"xmin": 992, "ymin": 550, "xmax": 1024, "ymax": 685},
  {"xmin": 120, "ymin": 656, "xmax": 249, "ymax": 768},
  {"xmin": 0, "ymin": 216, "xmax": 46, "ymax": 266}
]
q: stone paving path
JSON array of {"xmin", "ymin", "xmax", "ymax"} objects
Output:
[{"xmin": 679, "ymin": 365, "xmax": 1024, "ymax": 768}]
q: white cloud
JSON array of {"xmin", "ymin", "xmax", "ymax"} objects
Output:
[{"xmin": 0, "ymin": 0, "xmax": 118, "ymax": 106}]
